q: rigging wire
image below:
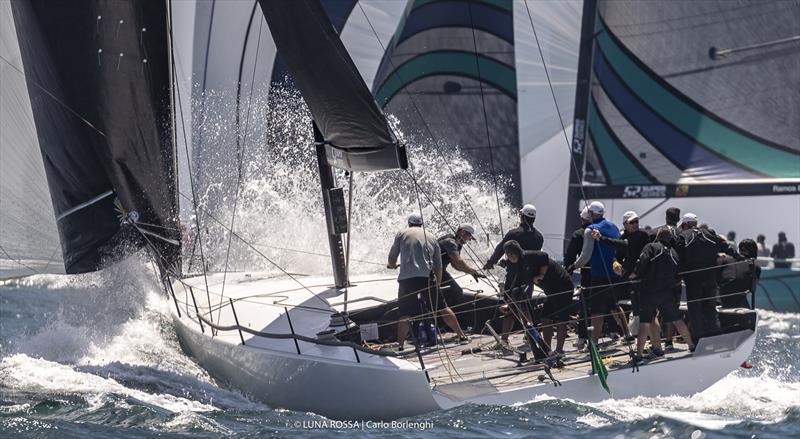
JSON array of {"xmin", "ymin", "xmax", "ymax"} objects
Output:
[
  {"xmin": 167, "ymin": 3, "xmax": 213, "ymax": 322},
  {"xmin": 357, "ymin": 4, "xmax": 497, "ymax": 244},
  {"xmin": 466, "ymin": 1, "xmax": 505, "ymax": 236},
  {"xmin": 217, "ymin": 18, "xmax": 265, "ymax": 326}
]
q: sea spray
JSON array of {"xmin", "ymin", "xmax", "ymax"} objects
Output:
[{"xmin": 182, "ymin": 85, "xmax": 518, "ymax": 277}]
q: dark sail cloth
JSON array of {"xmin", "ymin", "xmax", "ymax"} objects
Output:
[
  {"xmin": 717, "ymin": 253, "xmax": 760, "ymax": 330},
  {"xmin": 635, "ymin": 242, "xmax": 682, "ymax": 324},
  {"xmin": 676, "ymin": 227, "xmax": 731, "ymax": 341},
  {"xmin": 525, "ymin": 251, "xmax": 575, "ymax": 323}
]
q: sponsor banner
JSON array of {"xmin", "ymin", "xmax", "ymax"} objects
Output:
[{"xmin": 577, "ymin": 183, "xmax": 800, "ymax": 199}]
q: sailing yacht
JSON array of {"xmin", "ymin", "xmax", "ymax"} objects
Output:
[{"xmin": 5, "ymin": 0, "xmax": 791, "ymax": 421}]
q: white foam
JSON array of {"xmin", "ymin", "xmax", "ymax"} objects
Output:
[{"xmin": 0, "ymin": 354, "xmax": 214, "ymax": 413}]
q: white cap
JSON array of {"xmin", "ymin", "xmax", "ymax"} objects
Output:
[
  {"xmin": 679, "ymin": 212, "xmax": 698, "ymax": 225},
  {"xmin": 407, "ymin": 212, "xmax": 423, "ymax": 225},
  {"xmin": 580, "ymin": 206, "xmax": 591, "ymax": 221},
  {"xmin": 588, "ymin": 201, "xmax": 605, "ymax": 215},
  {"xmin": 521, "ymin": 204, "xmax": 537, "ymax": 218},
  {"xmin": 622, "ymin": 210, "xmax": 639, "ymax": 224},
  {"xmin": 457, "ymin": 223, "xmax": 475, "ymax": 237}
]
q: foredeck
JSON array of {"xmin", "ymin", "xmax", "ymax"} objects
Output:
[{"xmin": 392, "ymin": 331, "xmax": 694, "ymax": 390}]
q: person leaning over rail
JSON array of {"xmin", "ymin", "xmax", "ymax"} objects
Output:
[
  {"xmin": 632, "ymin": 227, "xmax": 695, "ymax": 362},
  {"xmin": 387, "ymin": 213, "xmax": 442, "ymax": 351}
]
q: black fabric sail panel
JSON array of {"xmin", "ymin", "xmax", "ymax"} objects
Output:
[
  {"xmin": 581, "ymin": 0, "xmax": 800, "ymax": 198},
  {"xmin": 372, "ymin": 0, "xmax": 521, "ymax": 206},
  {"xmin": 11, "ymin": 0, "xmax": 180, "ymax": 273},
  {"xmin": 257, "ymin": 0, "xmax": 405, "ymax": 171}
]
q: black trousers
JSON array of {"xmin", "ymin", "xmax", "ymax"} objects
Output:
[{"xmin": 684, "ymin": 273, "xmax": 721, "ymax": 342}]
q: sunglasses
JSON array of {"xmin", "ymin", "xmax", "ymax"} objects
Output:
[{"xmin": 628, "ymin": 219, "xmax": 639, "ymax": 224}]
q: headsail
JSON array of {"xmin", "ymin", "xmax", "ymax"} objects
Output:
[
  {"xmin": 373, "ymin": 0, "xmax": 521, "ymax": 205},
  {"xmin": 9, "ymin": 0, "xmax": 179, "ymax": 274},
  {"xmin": 577, "ymin": 0, "xmax": 800, "ymax": 200},
  {"xmin": 257, "ymin": 0, "xmax": 406, "ymax": 172}
]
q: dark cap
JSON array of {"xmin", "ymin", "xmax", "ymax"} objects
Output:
[
  {"xmin": 503, "ymin": 240, "xmax": 523, "ymax": 256},
  {"xmin": 666, "ymin": 207, "xmax": 680, "ymax": 224}
]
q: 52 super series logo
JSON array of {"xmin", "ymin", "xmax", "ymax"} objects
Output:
[{"xmin": 622, "ymin": 185, "xmax": 667, "ymax": 198}]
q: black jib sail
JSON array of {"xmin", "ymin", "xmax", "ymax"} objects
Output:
[
  {"xmin": 257, "ymin": 0, "xmax": 407, "ymax": 172},
  {"xmin": 10, "ymin": 0, "xmax": 179, "ymax": 274},
  {"xmin": 575, "ymin": 0, "xmax": 800, "ymax": 200}
]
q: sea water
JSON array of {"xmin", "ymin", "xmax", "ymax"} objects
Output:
[
  {"xmin": 1, "ymin": 263, "xmax": 799, "ymax": 438},
  {"xmin": 3, "ymin": 87, "xmax": 798, "ymax": 438}
]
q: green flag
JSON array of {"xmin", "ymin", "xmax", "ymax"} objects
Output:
[{"xmin": 589, "ymin": 339, "xmax": 610, "ymax": 394}]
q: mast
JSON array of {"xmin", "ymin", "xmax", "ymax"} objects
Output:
[
  {"xmin": 563, "ymin": 0, "xmax": 598, "ymax": 252},
  {"xmin": 314, "ymin": 122, "xmax": 349, "ymax": 288}
]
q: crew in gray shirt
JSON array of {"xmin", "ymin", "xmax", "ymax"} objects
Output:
[{"xmin": 389, "ymin": 213, "xmax": 455, "ymax": 349}]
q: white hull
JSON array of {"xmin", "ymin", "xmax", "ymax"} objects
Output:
[{"xmin": 170, "ymin": 272, "xmax": 757, "ymax": 420}]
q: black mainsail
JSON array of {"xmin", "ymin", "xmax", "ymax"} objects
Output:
[
  {"xmin": 257, "ymin": 0, "xmax": 407, "ymax": 172},
  {"xmin": 10, "ymin": 0, "xmax": 179, "ymax": 274}
]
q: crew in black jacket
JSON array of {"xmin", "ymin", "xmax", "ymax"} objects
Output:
[
  {"xmin": 717, "ymin": 239, "xmax": 760, "ymax": 330},
  {"xmin": 484, "ymin": 204, "xmax": 544, "ymax": 270},
  {"xmin": 675, "ymin": 213, "xmax": 731, "ymax": 343},
  {"xmin": 633, "ymin": 227, "xmax": 695, "ymax": 360}
]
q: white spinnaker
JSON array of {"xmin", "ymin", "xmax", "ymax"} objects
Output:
[{"xmin": 0, "ymin": 1, "xmax": 64, "ymax": 278}]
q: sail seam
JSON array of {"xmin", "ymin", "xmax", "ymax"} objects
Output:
[{"xmin": 55, "ymin": 190, "xmax": 113, "ymax": 222}]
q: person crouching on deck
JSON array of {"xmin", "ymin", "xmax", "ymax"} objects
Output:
[
  {"xmin": 526, "ymin": 248, "xmax": 574, "ymax": 355},
  {"xmin": 632, "ymin": 227, "xmax": 695, "ymax": 360}
]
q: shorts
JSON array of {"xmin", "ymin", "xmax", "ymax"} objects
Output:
[
  {"xmin": 639, "ymin": 290, "xmax": 681, "ymax": 324},
  {"xmin": 542, "ymin": 282, "xmax": 574, "ymax": 322},
  {"xmin": 397, "ymin": 277, "xmax": 430, "ymax": 317},
  {"xmin": 586, "ymin": 277, "xmax": 620, "ymax": 316}
]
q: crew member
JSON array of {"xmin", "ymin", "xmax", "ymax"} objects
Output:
[
  {"xmin": 717, "ymin": 238, "xmax": 760, "ymax": 330},
  {"xmin": 591, "ymin": 210, "xmax": 650, "ymax": 308},
  {"xmin": 483, "ymin": 204, "xmax": 543, "ymax": 270},
  {"xmin": 387, "ymin": 213, "xmax": 444, "ymax": 350},
  {"xmin": 649, "ymin": 206, "xmax": 682, "ymax": 349},
  {"xmin": 436, "ymin": 223, "xmax": 482, "ymax": 342},
  {"xmin": 633, "ymin": 227, "xmax": 695, "ymax": 360},
  {"xmin": 527, "ymin": 250, "xmax": 574, "ymax": 355},
  {"xmin": 564, "ymin": 207, "xmax": 591, "ymax": 348},
  {"xmin": 572, "ymin": 201, "xmax": 630, "ymax": 342},
  {"xmin": 771, "ymin": 232, "xmax": 795, "ymax": 269},
  {"xmin": 498, "ymin": 240, "xmax": 536, "ymax": 344},
  {"xmin": 675, "ymin": 213, "xmax": 730, "ymax": 343}
]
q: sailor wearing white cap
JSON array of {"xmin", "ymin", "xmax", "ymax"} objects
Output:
[
  {"xmin": 573, "ymin": 201, "xmax": 632, "ymax": 342},
  {"xmin": 483, "ymin": 203, "xmax": 544, "ymax": 270}
]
